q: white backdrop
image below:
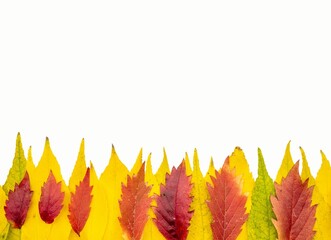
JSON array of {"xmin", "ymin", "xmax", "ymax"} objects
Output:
[{"xmin": 1, "ymin": 1, "xmax": 331, "ymax": 184}]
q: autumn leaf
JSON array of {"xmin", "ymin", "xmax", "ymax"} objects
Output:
[
  {"xmin": 3, "ymin": 133, "xmax": 27, "ymax": 195},
  {"xmin": 207, "ymin": 157, "xmax": 248, "ymax": 240},
  {"xmin": 0, "ymin": 187, "xmax": 9, "ymax": 239},
  {"xmin": 5, "ymin": 172, "xmax": 33, "ymax": 229},
  {"xmin": 68, "ymin": 168, "xmax": 93, "ymax": 236},
  {"xmin": 276, "ymin": 141, "xmax": 294, "ymax": 184},
  {"xmin": 271, "ymin": 161, "xmax": 316, "ymax": 240},
  {"xmin": 153, "ymin": 160, "xmax": 193, "ymax": 240},
  {"xmin": 119, "ymin": 162, "xmax": 152, "ymax": 240},
  {"xmin": 38, "ymin": 170, "xmax": 64, "ymax": 224},
  {"xmin": 187, "ymin": 149, "xmax": 213, "ymax": 240},
  {"xmin": 141, "ymin": 153, "xmax": 166, "ymax": 240},
  {"xmin": 247, "ymin": 148, "xmax": 276, "ymax": 240},
  {"xmin": 100, "ymin": 145, "xmax": 129, "ymax": 240}
]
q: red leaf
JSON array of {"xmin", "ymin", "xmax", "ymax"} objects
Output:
[
  {"xmin": 4, "ymin": 172, "xmax": 33, "ymax": 229},
  {"xmin": 38, "ymin": 170, "xmax": 64, "ymax": 224},
  {"xmin": 119, "ymin": 162, "xmax": 152, "ymax": 240},
  {"xmin": 271, "ymin": 161, "xmax": 316, "ymax": 240},
  {"xmin": 206, "ymin": 157, "xmax": 248, "ymax": 240},
  {"xmin": 68, "ymin": 168, "xmax": 93, "ymax": 236},
  {"xmin": 153, "ymin": 160, "xmax": 193, "ymax": 240}
]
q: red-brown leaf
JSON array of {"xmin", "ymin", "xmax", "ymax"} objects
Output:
[
  {"xmin": 4, "ymin": 172, "xmax": 33, "ymax": 229},
  {"xmin": 271, "ymin": 161, "xmax": 316, "ymax": 240},
  {"xmin": 153, "ymin": 160, "xmax": 193, "ymax": 240},
  {"xmin": 119, "ymin": 162, "xmax": 152, "ymax": 240},
  {"xmin": 206, "ymin": 157, "xmax": 248, "ymax": 240},
  {"xmin": 39, "ymin": 170, "xmax": 64, "ymax": 224},
  {"xmin": 68, "ymin": 168, "xmax": 93, "ymax": 236}
]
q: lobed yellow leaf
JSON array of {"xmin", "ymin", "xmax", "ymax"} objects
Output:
[
  {"xmin": 130, "ymin": 148, "xmax": 143, "ymax": 176},
  {"xmin": 275, "ymin": 141, "xmax": 294, "ymax": 184},
  {"xmin": 100, "ymin": 145, "xmax": 129, "ymax": 240},
  {"xmin": 69, "ymin": 163, "xmax": 108, "ymax": 240},
  {"xmin": 300, "ymin": 147, "xmax": 315, "ymax": 187},
  {"xmin": 0, "ymin": 187, "xmax": 9, "ymax": 239},
  {"xmin": 69, "ymin": 139, "xmax": 87, "ymax": 193},
  {"xmin": 142, "ymin": 153, "xmax": 166, "ymax": 240},
  {"xmin": 184, "ymin": 152, "xmax": 193, "ymax": 175},
  {"xmin": 21, "ymin": 138, "xmax": 71, "ymax": 240},
  {"xmin": 204, "ymin": 157, "xmax": 215, "ymax": 184},
  {"xmin": 187, "ymin": 149, "xmax": 213, "ymax": 240},
  {"xmin": 229, "ymin": 147, "xmax": 254, "ymax": 240}
]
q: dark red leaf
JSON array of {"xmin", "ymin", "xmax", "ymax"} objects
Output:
[
  {"xmin": 38, "ymin": 170, "xmax": 64, "ymax": 224},
  {"xmin": 68, "ymin": 168, "xmax": 93, "ymax": 236},
  {"xmin": 271, "ymin": 161, "xmax": 316, "ymax": 240},
  {"xmin": 153, "ymin": 160, "xmax": 193, "ymax": 240},
  {"xmin": 207, "ymin": 157, "xmax": 248, "ymax": 240},
  {"xmin": 119, "ymin": 162, "xmax": 152, "ymax": 240},
  {"xmin": 4, "ymin": 172, "xmax": 33, "ymax": 229}
]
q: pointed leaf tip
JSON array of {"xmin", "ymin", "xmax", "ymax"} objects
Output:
[
  {"xmin": 39, "ymin": 171, "xmax": 64, "ymax": 224},
  {"xmin": 4, "ymin": 172, "xmax": 32, "ymax": 229}
]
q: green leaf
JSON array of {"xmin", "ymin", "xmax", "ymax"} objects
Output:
[
  {"xmin": 3, "ymin": 133, "xmax": 27, "ymax": 195},
  {"xmin": 247, "ymin": 149, "xmax": 277, "ymax": 240}
]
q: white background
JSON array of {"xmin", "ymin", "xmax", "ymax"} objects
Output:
[{"xmin": 1, "ymin": 1, "xmax": 331, "ymax": 184}]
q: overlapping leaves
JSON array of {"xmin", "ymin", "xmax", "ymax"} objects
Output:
[{"xmin": 0, "ymin": 134, "xmax": 328, "ymax": 240}]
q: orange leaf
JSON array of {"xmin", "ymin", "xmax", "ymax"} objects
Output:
[
  {"xmin": 153, "ymin": 160, "xmax": 193, "ymax": 240},
  {"xmin": 68, "ymin": 168, "xmax": 93, "ymax": 236},
  {"xmin": 206, "ymin": 157, "xmax": 248, "ymax": 240},
  {"xmin": 119, "ymin": 162, "xmax": 152, "ymax": 240},
  {"xmin": 38, "ymin": 170, "xmax": 65, "ymax": 224},
  {"xmin": 271, "ymin": 161, "xmax": 317, "ymax": 240},
  {"xmin": 4, "ymin": 172, "xmax": 33, "ymax": 229}
]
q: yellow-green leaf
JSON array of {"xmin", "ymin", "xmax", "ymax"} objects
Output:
[
  {"xmin": 229, "ymin": 147, "xmax": 254, "ymax": 240},
  {"xmin": 187, "ymin": 149, "xmax": 212, "ymax": 240},
  {"xmin": 247, "ymin": 149, "xmax": 276, "ymax": 240},
  {"xmin": 275, "ymin": 141, "xmax": 294, "ymax": 184},
  {"xmin": 21, "ymin": 138, "xmax": 71, "ymax": 240},
  {"xmin": 0, "ymin": 187, "xmax": 9, "ymax": 240},
  {"xmin": 100, "ymin": 145, "xmax": 129, "ymax": 240},
  {"xmin": 3, "ymin": 133, "xmax": 27, "ymax": 195},
  {"xmin": 300, "ymin": 147, "xmax": 315, "ymax": 187}
]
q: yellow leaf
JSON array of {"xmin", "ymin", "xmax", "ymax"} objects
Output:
[
  {"xmin": 300, "ymin": 147, "xmax": 315, "ymax": 187},
  {"xmin": 187, "ymin": 149, "xmax": 213, "ymax": 240},
  {"xmin": 0, "ymin": 188, "xmax": 9, "ymax": 239},
  {"xmin": 154, "ymin": 148, "xmax": 170, "ymax": 186},
  {"xmin": 68, "ymin": 139, "xmax": 87, "ymax": 192},
  {"xmin": 313, "ymin": 151, "xmax": 331, "ymax": 239},
  {"xmin": 229, "ymin": 147, "xmax": 255, "ymax": 240},
  {"xmin": 3, "ymin": 133, "xmax": 27, "ymax": 195},
  {"xmin": 21, "ymin": 138, "xmax": 71, "ymax": 240},
  {"xmin": 100, "ymin": 145, "xmax": 129, "ymax": 240},
  {"xmin": 142, "ymin": 154, "xmax": 165, "ymax": 240},
  {"xmin": 204, "ymin": 157, "xmax": 215, "ymax": 184},
  {"xmin": 184, "ymin": 152, "xmax": 192, "ymax": 175},
  {"xmin": 130, "ymin": 148, "xmax": 143, "ymax": 175},
  {"xmin": 275, "ymin": 141, "xmax": 294, "ymax": 184},
  {"xmin": 69, "ymin": 163, "xmax": 108, "ymax": 240},
  {"xmin": 26, "ymin": 146, "xmax": 35, "ymax": 172}
]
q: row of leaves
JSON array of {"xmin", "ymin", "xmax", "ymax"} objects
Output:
[{"xmin": 0, "ymin": 134, "xmax": 329, "ymax": 240}]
